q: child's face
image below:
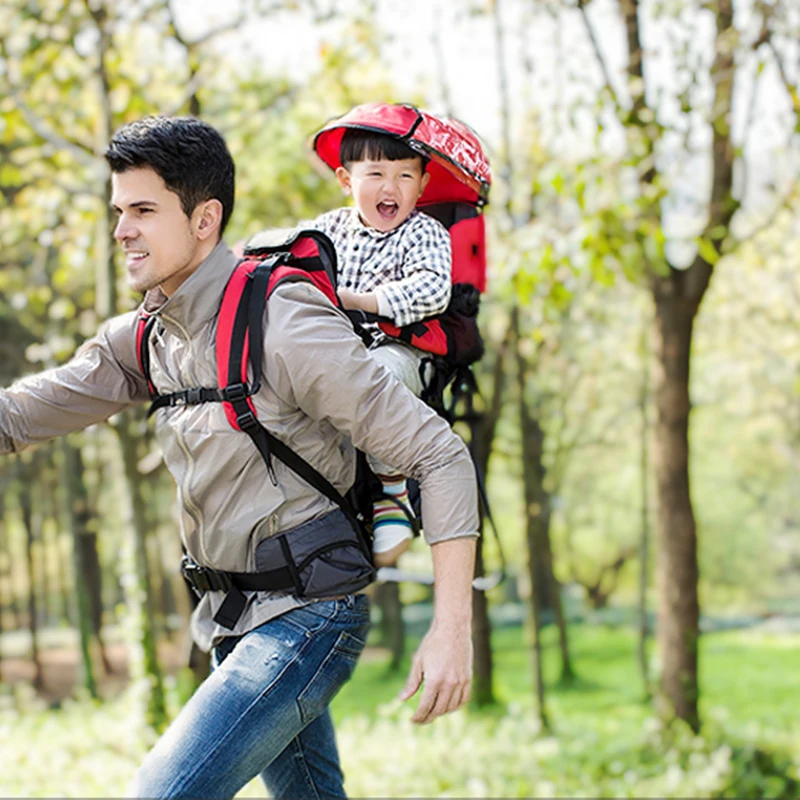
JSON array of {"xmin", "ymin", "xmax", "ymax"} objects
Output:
[{"xmin": 335, "ymin": 157, "xmax": 430, "ymax": 232}]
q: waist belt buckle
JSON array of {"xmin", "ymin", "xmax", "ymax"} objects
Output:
[{"xmin": 181, "ymin": 557, "xmax": 232, "ymax": 593}]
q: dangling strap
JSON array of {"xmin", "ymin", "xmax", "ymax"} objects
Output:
[{"xmin": 135, "ymin": 312, "xmax": 159, "ymax": 398}]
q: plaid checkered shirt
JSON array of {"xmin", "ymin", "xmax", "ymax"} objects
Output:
[{"xmin": 311, "ymin": 207, "xmax": 452, "ymax": 330}]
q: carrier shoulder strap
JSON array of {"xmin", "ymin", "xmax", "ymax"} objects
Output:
[{"xmin": 135, "ymin": 235, "xmax": 368, "ymax": 550}]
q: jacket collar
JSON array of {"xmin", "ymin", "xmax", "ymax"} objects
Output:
[{"xmin": 142, "ymin": 241, "xmax": 238, "ymax": 336}]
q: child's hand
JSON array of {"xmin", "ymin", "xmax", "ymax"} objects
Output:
[{"xmin": 338, "ymin": 289, "xmax": 379, "ymax": 314}]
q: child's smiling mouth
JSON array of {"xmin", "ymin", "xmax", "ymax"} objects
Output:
[{"xmin": 377, "ymin": 201, "xmax": 398, "ymax": 220}]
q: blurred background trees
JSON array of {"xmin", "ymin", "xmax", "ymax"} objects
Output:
[{"xmin": 1, "ymin": 0, "xmax": 799, "ymax": 794}]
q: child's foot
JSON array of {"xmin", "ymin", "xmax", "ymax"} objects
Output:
[{"xmin": 373, "ymin": 477, "xmax": 414, "ymax": 567}]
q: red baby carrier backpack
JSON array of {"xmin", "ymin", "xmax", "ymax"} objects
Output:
[{"xmin": 313, "ymin": 102, "xmax": 492, "ymax": 419}]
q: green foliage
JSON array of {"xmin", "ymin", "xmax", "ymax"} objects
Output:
[{"xmin": 2, "ymin": 626, "xmax": 799, "ymax": 797}]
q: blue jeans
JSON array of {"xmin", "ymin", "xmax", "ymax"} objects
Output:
[{"xmin": 130, "ymin": 594, "xmax": 371, "ymax": 799}]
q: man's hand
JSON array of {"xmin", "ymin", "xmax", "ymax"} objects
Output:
[
  {"xmin": 397, "ymin": 536, "xmax": 476, "ymax": 724},
  {"xmin": 399, "ymin": 619, "xmax": 473, "ymax": 724}
]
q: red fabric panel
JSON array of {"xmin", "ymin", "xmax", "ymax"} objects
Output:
[
  {"xmin": 217, "ymin": 259, "xmax": 259, "ymax": 430},
  {"xmin": 267, "ymin": 267, "xmax": 338, "ymax": 307},
  {"xmin": 378, "ymin": 320, "xmax": 449, "ymax": 357},
  {"xmin": 449, "ymin": 215, "xmax": 487, "ymax": 293},
  {"xmin": 290, "ymin": 238, "xmax": 319, "ymax": 260},
  {"xmin": 135, "ymin": 313, "xmax": 156, "ymax": 395},
  {"xmin": 313, "ymin": 103, "xmax": 490, "ymax": 207}
]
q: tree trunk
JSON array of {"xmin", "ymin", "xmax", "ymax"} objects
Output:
[
  {"xmin": 0, "ymin": 505, "xmax": 21, "ymax": 631},
  {"xmin": 32, "ymin": 469, "xmax": 52, "ymax": 629},
  {"xmin": 637, "ymin": 326, "xmax": 651, "ymax": 697},
  {"xmin": 375, "ymin": 580, "xmax": 405, "ymax": 671},
  {"xmin": 621, "ymin": 0, "xmax": 734, "ymax": 733},
  {"xmin": 18, "ymin": 462, "xmax": 44, "ymax": 691},
  {"xmin": 468, "ymin": 321, "xmax": 514, "ymax": 707},
  {"xmin": 0, "ymin": 499, "xmax": 5, "ymax": 683},
  {"xmin": 81, "ymin": 530, "xmax": 112, "ymax": 674},
  {"xmin": 60, "ymin": 440, "xmax": 99, "ymax": 698},
  {"xmin": 652, "ymin": 295, "xmax": 700, "ymax": 730},
  {"xmin": 117, "ymin": 419, "xmax": 167, "ymax": 731},
  {"xmin": 513, "ymin": 307, "xmax": 549, "ymax": 731},
  {"xmin": 470, "ymin": 542, "xmax": 494, "ymax": 704},
  {"xmin": 543, "ymin": 535, "xmax": 574, "ymax": 684}
]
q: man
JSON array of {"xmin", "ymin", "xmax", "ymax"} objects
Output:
[{"xmin": 0, "ymin": 115, "xmax": 478, "ymax": 799}]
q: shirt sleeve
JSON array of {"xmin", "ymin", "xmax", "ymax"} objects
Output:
[
  {"xmin": 264, "ymin": 281, "xmax": 479, "ymax": 544},
  {"xmin": 373, "ymin": 216, "xmax": 452, "ymax": 327},
  {"xmin": 0, "ymin": 311, "xmax": 150, "ymax": 453}
]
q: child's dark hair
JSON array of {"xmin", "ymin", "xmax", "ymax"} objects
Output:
[
  {"xmin": 105, "ymin": 116, "xmax": 235, "ymax": 234},
  {"xmin": 340, "ymin": 128, "xmax": 428, "ymax": 171}
]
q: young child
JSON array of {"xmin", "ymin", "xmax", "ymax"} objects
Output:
[{"xmin": 312, "ymin": 128, "xmax": 452, "ymax": 568}]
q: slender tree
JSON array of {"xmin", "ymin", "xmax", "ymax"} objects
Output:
[
  {"xmin": 512, "ymin": 306, "xmax": 549, "ymax": 732},
  {"xmin": 572, "ymin": 0, "xmax": 798, "ymax": 727},
  {"xmin": 17, "ymin": 458, "xmax": 44, "ymax": 690},
  {"xmin": 60, "ymin": 440, "xmax": 99, "ymax": 698}
]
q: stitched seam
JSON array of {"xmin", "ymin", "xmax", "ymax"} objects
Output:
[
  {"xmin": 292, "ymin": 736, "xmax": 324, "ymax": 800},
  {"xmin": 164, "ymin": 618, "xmax": 330, "ymax": 798},
  {"xmin": 297, "ymin": 631, "xmax": 362, "ymax": 724}
]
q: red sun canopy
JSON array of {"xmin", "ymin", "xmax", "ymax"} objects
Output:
[{"xmin": 313, "ymin": 103, "xmax": 491, "ymax": 208}]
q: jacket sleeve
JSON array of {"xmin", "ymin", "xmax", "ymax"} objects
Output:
[
  {"xmin": 0, "ymin": 311, "xmax": 150, "ymax": 453},
  {"xmin": 264, "ymin": 281, "xmax": 479, "ymax": 544}
]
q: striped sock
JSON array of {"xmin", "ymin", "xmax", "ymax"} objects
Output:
[{"xmin": 373, "ymin": 478, "xmax": 414, "ymax": 555}]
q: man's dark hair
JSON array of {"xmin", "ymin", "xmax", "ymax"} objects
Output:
[
  {"xmin": 105, "ymin": 116, "xmax": 235, "ymax": 235},
  {"xmin": 340, "ymin": 128, "xmax": 428, "ymax": 171}
]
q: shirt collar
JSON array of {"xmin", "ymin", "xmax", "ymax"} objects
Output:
[
  {"xmin": 142, "ymin": 240, "xmax": 238, "ymax": 336},
  {"xmin": 345, "ymin": 207, "xmax": 417, "ymax": 239}
]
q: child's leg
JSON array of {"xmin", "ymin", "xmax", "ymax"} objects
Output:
[{"xmin": 368, "ymin": 343, "xmax": 424, "ymax": 567}]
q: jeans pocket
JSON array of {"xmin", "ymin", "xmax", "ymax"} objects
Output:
[{"xmin": 296, "ymin": 629, "xmax": 367, "ymax": 724}]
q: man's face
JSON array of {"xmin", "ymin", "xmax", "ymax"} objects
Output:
[
  {"xmin": 111, "ymin": 167, "xmax": 205, "ymax": 296},
  {"xmin": 336, "ymin": 157, "xmax": 430, "ymax": 233}
]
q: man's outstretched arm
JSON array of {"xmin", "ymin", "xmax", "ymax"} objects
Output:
[
  {"xmin": 0, "ymin": 312, "xmax": 148, "ymax": 453},
  {"xmin": 398, "ymin": 535, "xmax": 476, "ymax": 724}
]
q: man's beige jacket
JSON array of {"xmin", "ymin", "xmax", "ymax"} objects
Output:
[{"xmin": 0, "ymin": 242, "xmax": 479, "ymax": 650}]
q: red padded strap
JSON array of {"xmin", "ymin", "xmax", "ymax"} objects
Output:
[
  {"xmin": 135, "ymin": 312, "xmax": 156, "ymax": 396},
  {"xmin": 379, "ymin": 319, "xmax": 449, "ymax": 357},
  {"xmin": 217, "ymin": 259, "xmax": 259, "ymax": 430}
]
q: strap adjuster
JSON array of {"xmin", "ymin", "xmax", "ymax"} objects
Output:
[
  {"xmin": 186, "ymin": 387, "xmax": 203, "ymax": 405},
  {"xmin": 236, "ymin": 410, "xmax": 258, "ymax": 430},
  {"xmin": 222, "ymin": 383, "xmax": 249, "ymax": 402}
]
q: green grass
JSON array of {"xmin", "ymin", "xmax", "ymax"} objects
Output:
[
  {"xmin": 333, "ymin": 622, "xmax": 800, "ymax": 732},
  {"xmin": 2, "ymin": 622, "xmax": 798, "ymax": 797}
]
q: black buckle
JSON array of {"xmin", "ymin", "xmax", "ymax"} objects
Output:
[
  {"xmin": 186, "ymin": 387, "xmax": 203, "ymax": 405},
  {"xmin": 181, "ymin": 557, "xmax": 232, "ymax": 593},
  {"xmin": 222, "ymin": 383, "xmax": 249, "ymax": 403},
  {"xmin": 236, "ymin": 410, "xmax": 258, "ymax": 430}
]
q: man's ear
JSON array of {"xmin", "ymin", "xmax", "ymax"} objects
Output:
[
  {"xmin": 335, "ymin": 166, "xmax": 352, "ymax": 195},
  {"xmin": 195, "ymin": 199, "xmax": 223, "ymax": 241},
  {"xmin": 419, "ymin": 171, "xmax": 431, "ymax": 197}
]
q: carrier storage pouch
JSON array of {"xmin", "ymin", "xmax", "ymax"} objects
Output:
[{"xmin": 255, "ymin": 509, "xmax": 376, "ymax": 598}]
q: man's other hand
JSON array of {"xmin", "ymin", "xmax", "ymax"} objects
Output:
[{"xmin": 398, "ymin": 621, "xmax": 473, "ymax": 724}]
